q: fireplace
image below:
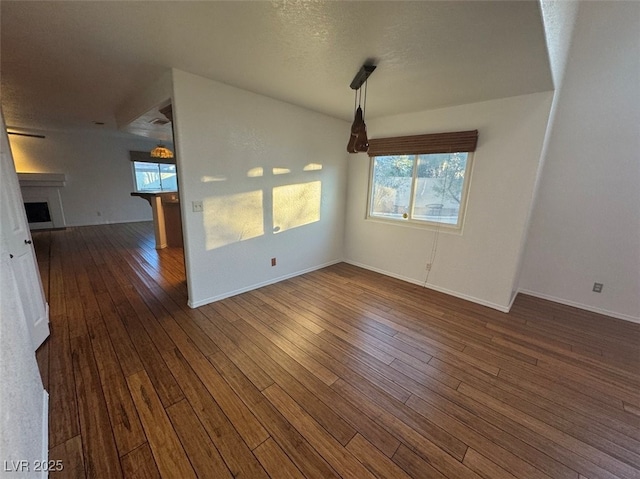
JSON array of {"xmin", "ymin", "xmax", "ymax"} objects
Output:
[
  {"xmin": 18, "ymin": 173, "xmax": 66, "ymax": 230},
  {"xmin": 25, "ymin": 202, "xmax": 52, "ymax": 224}
]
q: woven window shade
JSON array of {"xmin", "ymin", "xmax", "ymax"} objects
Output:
[{"xmin": 367, "ymin": 129, "xmax": 478, "ymax": 157}]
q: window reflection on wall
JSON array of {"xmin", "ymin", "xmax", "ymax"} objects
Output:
[
  {"xmin": 200, "ymin": 169, "xmax": 323, "ymax": 250},
  {"xmin": 204, "ymin": 190, "xmax": 264, "ymax": 250},
  {"xmin": 273, "ymin": 181, "xmax": 321, "ymax": 234}
]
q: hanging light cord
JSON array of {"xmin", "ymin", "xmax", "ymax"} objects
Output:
[
  {"xmin": 424, "ymin": 223, "xmax": 440, "ymax": 287},
  {"xmin": 423, "ymin": 149, "xmax": 451, "ymax": 288},
  {"xmin": 363, "ymin": 80, "xmax": 368, "ymax": 119},
  {"xmin": 353, "ymin": 89, "xmax": 358, "ymax": 116}
]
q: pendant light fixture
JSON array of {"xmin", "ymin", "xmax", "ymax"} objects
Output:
[
  {"xmin": 150, "ymin": 144, "xmax": 174, "ymax": 159},
  {"xmin": 347, "ymin": 64, "xmax": 376, "ymax": 153}
]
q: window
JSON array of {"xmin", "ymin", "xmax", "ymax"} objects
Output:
[
  {"xmin": 132, "ymin": 161, "xmax": 177, "ymax": 191},
  {"xmin": 369, "ymin": 153, "xmax": 472, "ymax": 227},
  {"xmin": 366, "ymin": 129, "xmax": 477, "ymax": 229}
]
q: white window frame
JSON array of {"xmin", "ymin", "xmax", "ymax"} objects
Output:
[
  {"xmin": 131, "ymin": 160, "xmax": 178, "ymax": 192},
  {"xmin": 366, "ymin": 152, "xmax": 474, "ymax": 230}
]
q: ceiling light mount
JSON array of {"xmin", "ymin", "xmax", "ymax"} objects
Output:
[
  {"xmin": 349, "ymin": 64, "xmax": 376, "ymax": 91},
  {"xmin": 347, "ymin": 63, "xmax": 376, "ymax": 154}
]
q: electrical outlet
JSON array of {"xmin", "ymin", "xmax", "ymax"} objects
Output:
[
  {"xmin": 192, "ymin": 201, "xmax": 203, "ymax": 213},
  {"xmin": 425, "ymin": 263, "xmax": 432, "ymax": 271},
  {"xmin": 271, "ymin": 258, "xmax": 277, "ymax": 267},
  {"xmin": 592, "ymin": 282, "xmax": 603, "ymax": 293}
]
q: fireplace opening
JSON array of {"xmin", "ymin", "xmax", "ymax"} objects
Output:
[{"xmin": 24, "ymin": 202, "xmax": 52, "ymax": 224}]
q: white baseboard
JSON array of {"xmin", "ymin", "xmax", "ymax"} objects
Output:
[
  {"xmin": 507, "ymin": 290, "xmax": 519, "ymax": 311},
  {"xmin": 64, "ymin": 218, "xmax": 153, "ymax": 227},
  {"xmin": 343, "ymin": 260, "xmax": 512, "ymax": 313},
  {"xmin": 517, "ymin": 289, "xmax": 640, "ymax": 324},
  {"xmin": 41, "ymin": 390, "xmax": 49, "ymax": 479},
  {"xmin": 187, "ymin": 259, "xmax": 343, "ymax": 308},
  {"xmin": 185, "ymin": 258, "xmax": 639, "ymax": 324}
]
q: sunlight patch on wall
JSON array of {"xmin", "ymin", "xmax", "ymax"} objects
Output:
[
  {"xmin": 303, "ymin": 163, "xmax": 323, "ymax": 171},
  {"xmin": 273, "ymin": 181, "xmax": 321, "ymax": 234},
  {"xmin": 272, "ymin": 167, "xmax": 291, "ymax": 175},
  {"xmin": 204, "ymin": 190, "xmax": 264, "ymax": 250},
  {"xmin": 201, "ymin": 175, "xmax": 227, "ymax": 182},
  {"xmin": 247, "ymin": 167, "xmax": 263, "ymax": 178}
]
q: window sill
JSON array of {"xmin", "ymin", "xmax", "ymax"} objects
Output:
[{"xmin": 365, "ymin": 215, "xmax": 464, "ymax": 235}]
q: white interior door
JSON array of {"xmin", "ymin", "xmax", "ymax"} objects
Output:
[{"xmin": 0, "ymin": 112, "xmax": 50, "ymax": 350}]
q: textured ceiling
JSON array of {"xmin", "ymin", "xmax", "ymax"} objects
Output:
[{"xmin": 1, "ymin": 1, "xmax": 552, "ymax": 136}]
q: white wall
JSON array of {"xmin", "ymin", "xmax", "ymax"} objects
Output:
[
  {"xmin": 171, "ymin": 69, "xmax": 348, "ymax": 307},
  {"xmin": 539, "ymin": 0, "xmax": 579, "ymax": 89},
  {"xmin": 9, "ymin": 130, "xmax": 162, "ymax": 226},
  {"xmin": 344, "ymin": 92, "xmax": 553, "ymax": 311},
  {"xmin": 510, "ymin": 0, "xmax": 580, "ymax": 304},
  {"xmin": 520, "ymin": 1, "xmax": 640, "ymax": 322}
]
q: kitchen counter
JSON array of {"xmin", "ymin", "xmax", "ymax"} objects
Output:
[{"xmin": 131, "ymin": 191, "xmax": 183, "ymax": 249}]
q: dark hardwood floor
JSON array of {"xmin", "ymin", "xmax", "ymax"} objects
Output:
[{"xmin": 32, "ymin": 222, "xmax": 640, "ymax": 478}]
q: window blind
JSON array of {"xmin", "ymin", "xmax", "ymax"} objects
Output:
[{"xmin": 367, "ymin": 129, "xmax": 478, "ymax": 157}]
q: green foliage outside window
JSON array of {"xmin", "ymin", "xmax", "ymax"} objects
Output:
[{"xmin": 370, "ymin": 152, "xmax": 470, "ymax": 227}]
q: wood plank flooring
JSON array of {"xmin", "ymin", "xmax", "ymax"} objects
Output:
[{"xmin": 32, "ymin": 222, "xmax": 640, "ymax": 479}]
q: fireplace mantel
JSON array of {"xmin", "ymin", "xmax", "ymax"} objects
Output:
[{"xmin": 18, "ymin": 172, "xmax": 66, "ymax": 188}]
